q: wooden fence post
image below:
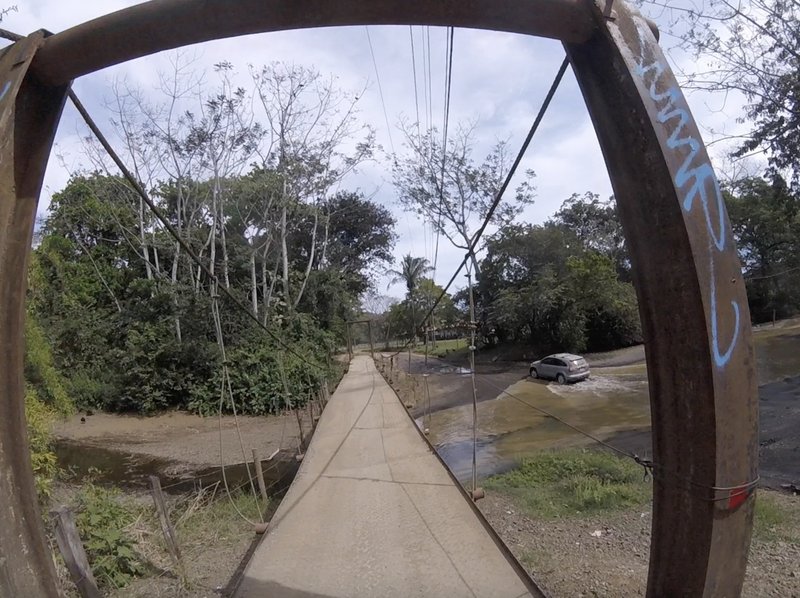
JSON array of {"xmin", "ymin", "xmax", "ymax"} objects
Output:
[
  {"xmin": 252, "ymin": 449, "xmax": 269, "ymax": 506},
  {"xmin": 148, "ymin": 476, "xmax": 182, "ymax": 567},
  {"xmin": 50, "ymin": 507, "xmax": 102, "ymax": 598}
]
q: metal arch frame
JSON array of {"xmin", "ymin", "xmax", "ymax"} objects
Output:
[{"xmin": 0, "ymin": 0, "xmax": 757, "ymax": 596}]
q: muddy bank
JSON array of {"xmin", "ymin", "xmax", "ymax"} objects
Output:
[
  {"xmin": 53, "ymin": 410, "xmax": 315, "ymax": 499},
  {"xmin": 55, "ymin": 411, "xmax": 310, "ymax": 472}
]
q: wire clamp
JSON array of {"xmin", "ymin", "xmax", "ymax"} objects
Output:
[{"xmin": 633, "ymin": 454, "xmax": 654, "ymax": 481}]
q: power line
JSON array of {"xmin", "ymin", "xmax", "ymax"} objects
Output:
[
  {"xmin": 391, "ymin": 56, "xmax": 571, "ymax": 358},
  {"xmin": 365, "ymin": 26, "xmax": 395, "ymax": 156},
  {"xmin": 433, "ymin": 26, "xmax": 455, "ymax": 278},
  {"xmin": 409, "ymin": 25, "xmax": 422, "ymax": 145},
  {"xmin": 426, "ymin": 27, "xmax": 433, "ymax": 143}
]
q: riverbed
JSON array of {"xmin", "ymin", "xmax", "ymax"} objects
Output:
[{"xmin": 401, "ymin": 319, "xmax": 800, "ymax": 489}]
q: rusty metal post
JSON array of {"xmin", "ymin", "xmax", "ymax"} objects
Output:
[
  {"xmin": 0, "ymin": 32, "xmax": 69, "ymax": 598},
  {"xmin": 30, "ymin": 0, "xmax": 596, "ymax": 87},
  {"xmin": 565, "ymin": 2, "xmax": 758, "ymax": 595}
]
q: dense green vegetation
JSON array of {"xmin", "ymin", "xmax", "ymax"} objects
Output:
[
  {"xmin": 29, "ymin": 170, "xmax": 389, "ymax": 415},
  {"xmin": 474, "ymin": 193, "xmax": 641, "ymax": 355},
  {"xmin": 74, "ymin": 483, "xmax": 144, "ymax": 589},
  {"xmin": 24, "ymin": 295, "xmax": 73, "ymax": 500},
  {"xmin": 29, "ymin": 63, "xmax": 395, "ymax": 415},
  {"xmin": 726, "ymin": 177, "xmax": 800, "ymax": 323}
]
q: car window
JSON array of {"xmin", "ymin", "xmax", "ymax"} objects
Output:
[
  {"xmin": 542, "ymin": 358, "xmax": 557, "ymax": 365},
  {"xmin": 554, "ymin": 359, "xmax": 566, "ymax": 367}
]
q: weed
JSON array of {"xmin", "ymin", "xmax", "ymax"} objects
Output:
[
  {"xmin": 24, "ymin": 387, "xmax": 58, "ymax": 501},
  {"xmin": 175, "ymin": 484, "xmax": 264, "ymax": 545},
  {"xmin": 484, "ymin": 449, "xmax": 651, "ymax": 518},
  {"xmin": 74, "ymin": 483, "xmax": 144, "ymax": 589}
]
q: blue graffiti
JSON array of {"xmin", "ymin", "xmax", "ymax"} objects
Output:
[
  {"xmin": 0, "ymin": 81, "xmax": 10, "ymax": 102},
  {"xmin": 635, "ymin": 57, "xmax": 740, "ymax": 368}
]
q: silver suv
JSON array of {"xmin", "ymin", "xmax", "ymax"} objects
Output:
[{"xmin": 529, "ymin": 353, "xmax": 590, "ymax": 384}]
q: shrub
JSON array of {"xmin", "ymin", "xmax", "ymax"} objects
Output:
[
  {"xmin": 74, "ymin": 483, "xmax": 144, "ymax": 589},
  {"xmin": 24, "ymin": 387, "xmax": 58, "ymax": 501}
]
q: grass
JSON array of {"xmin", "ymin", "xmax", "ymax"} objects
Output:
[
  {"xmin": 174, "ymin": 484, "xmax": 265, "ymax": 546},
  {"xmin": 753, "ymin": 491, "xmax": 800, "ymax": 544},
  {"xmin": 414, "ymin": 338, "xmax": 469, "ymax": 359},
  {"xmin": 484, "ymin": 449, "xmax": 651, "ymax": 518}
]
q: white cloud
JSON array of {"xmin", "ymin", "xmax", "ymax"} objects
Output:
[{"xmin": 2, "ymin": 1, "xmax": 760, "ymax": 299}]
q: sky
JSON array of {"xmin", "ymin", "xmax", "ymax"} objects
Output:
[{"xmin": 2, "ymin": 1, "xmax": 761, "ymax": 301}]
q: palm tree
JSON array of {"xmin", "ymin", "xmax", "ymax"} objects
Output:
[
  {"xmin": 387, "ymin": 255, "xmax": 433, "ymax": 342},
  {"xmin": 387, "ymin": 254, "xmax": 433, "ymax": 299}
]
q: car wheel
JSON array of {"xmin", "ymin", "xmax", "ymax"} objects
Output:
[
  {"xmin": 556, "ymin": 373, "xmax": 566, "ymax": 385},
  {"xmin": 530, "ymin": 368, "xmax": 538, "ymax": 379}
]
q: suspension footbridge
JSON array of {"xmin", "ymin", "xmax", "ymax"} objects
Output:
[{"xmin": 234, "ymin": 355, "xmax": 541, "ymax": 597}]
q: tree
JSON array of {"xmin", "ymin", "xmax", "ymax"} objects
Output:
[
  {"xmin": 643, "ymin": 0, "xmax": 800, "ymax": 187},
  {"xmin": 251, "ymin": 63, "xmax": 374, "ymax": 311},
  {"xmin": 392, "ymin": 123, "xmax": 535, "ymax": 274},
  {"xmin": 387, "ymin": 255, "xmax": 433, "ymax": 298},
  {"xmin": 386, "ymin": 278, "xmax": 459, "ymax": 342},
  {"xmin": 552, "ymin": 192, "xmax": 629, "ymax": 279},
  {"xmin": 477, "ymin": 223, "xmax": 640, "ymax": 353},
  {"xmin": 386, "ymin": 255, "xmax": 433, "ymax": 341},
  {"xmin": 725, "ymin": 175, "xmax": 800, "ymax": 321}
]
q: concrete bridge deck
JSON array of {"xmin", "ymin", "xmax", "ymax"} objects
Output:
[{"xmin": 235, "ymin": 355, "xmax": 538, "ymax": 598}]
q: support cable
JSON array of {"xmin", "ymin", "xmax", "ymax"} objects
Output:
[
  {"xmin": 390, "ymin": 56, "xmax": 570, "ymax": 359},
  {"xmin": 466, "ymin": 265, "xmax": 479, "ymax": 496},
  {"xmin": 212, "ymin": 290, "xmax": 263, "ymax": 525},
  {"xmin": 429, "ymin": 27, "xmax": 455, "ymax": 356},
  {"xmin": 432, "ymin": 26, "xmax": 455, "ymax": 278},
  {"xmin": 66, "ymin": 90, "xmax": 326, "ymax": 373}
]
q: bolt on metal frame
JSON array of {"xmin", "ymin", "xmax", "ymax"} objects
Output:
[{"xmin": 0, "ymin": 1, "xmax": 757, "ymax": 596}]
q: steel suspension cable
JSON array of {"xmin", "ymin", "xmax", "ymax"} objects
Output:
[
  {"xmin": 211, "ymin": 292, "xmax": 263, "ymax": 525},
  {"xmin": 465, "ymin": 265, "xmax": 479, "ymax": 496},
  {"xmin": 433, "ymin": 26, "xmax": 455, "ymax": 278},
  {"xmin": 390, "ymin": 56, "xmax": 571, "ymax": 359},
  {"xmin": 66, "ymin": 90, "xmax": 327, "ymax": 373}
]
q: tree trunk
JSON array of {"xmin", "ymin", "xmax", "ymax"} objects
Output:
[
  {"xmin": 280, "ymin": 200, "xmax": 291, "ymax": 307},
  {"xmin": 250, "ymin": 251, "xmax": 258, "ymax": 316},
  {"xmin": 292, "ymin": 208, "xmax": 318, "ymax": 309},
  {"xmin": 139, "ymin": 197, "xmax": 153, "ymax": 281}
]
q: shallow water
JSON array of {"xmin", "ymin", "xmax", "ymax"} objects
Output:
[
  {"xmin": 55, "ymin": 440, "xmax": 299, "ymax": 495},
  {"xmin": 426, "ymin": 376, "xmax": 651, "ymax": 481},
  {"xmin": 755, "ymin": 330, "xmax": 800, "ymax": 384},
  {"xmin": 427, "ymin": 324, "xmax": 800, "ymax": 483}
]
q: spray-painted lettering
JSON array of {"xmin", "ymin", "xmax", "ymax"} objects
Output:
[{"xmin": 634, "ymin": 55, "xmax": 739, "ymax": 368}]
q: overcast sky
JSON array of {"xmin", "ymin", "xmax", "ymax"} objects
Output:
[{"xmin": 3, "ymin": 1, "xmax": 761, "ymax": 300}]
